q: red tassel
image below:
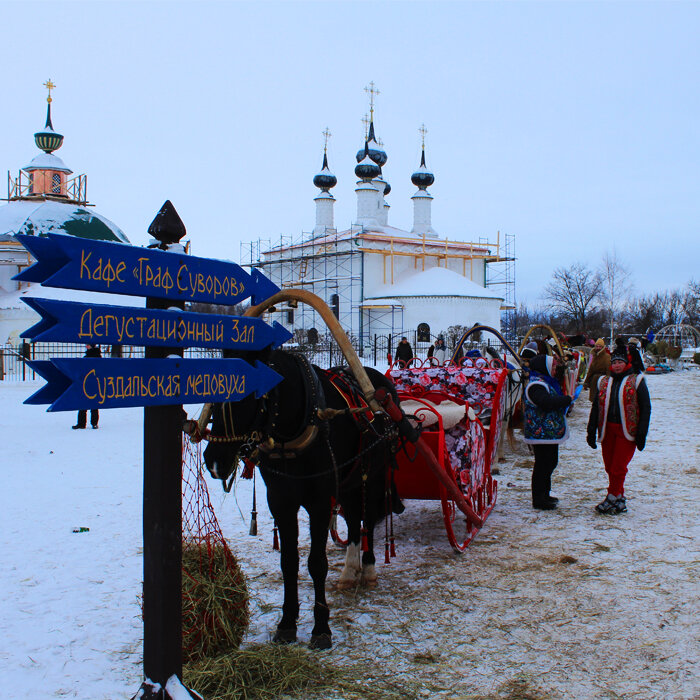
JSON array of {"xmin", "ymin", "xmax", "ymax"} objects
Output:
[
  {"xmin": 272, "ymin": 526, "xmax": 279, "ymax": 551},
  {"xmin": 384, "ymin": 542, "xmax": 390, "ymax": 564},
  {"xmin": 390, "ymin": 538, "xmax": 396, "ymax": 558},
  {"xmin": 241, "ymin": 459, "xmax": 255, "ymax": 480},
  {"xmin": 361, "ymin": 528, "xmax": 368, "ymax": 552}
]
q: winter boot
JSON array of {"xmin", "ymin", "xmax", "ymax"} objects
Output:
[
  {"xmin": 596, "ymin": 494, "xmax": 621, "ymax": 514},
  {"xmin": 614, "ymin": 496, "xmax": 627, "ymax": 513}
]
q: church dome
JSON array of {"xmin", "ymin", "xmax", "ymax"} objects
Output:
[
  {"xmin": 355, "ymin": 142, "xmax": 381, "ymax": 181},
  {"xmin": 411, "ymin": 148, "xmax": 435, "ymax": 189},
  {"xmin": 312, "ymin": 152, "xmax": 337, "ymax": 191},
  {"xmin": 0, "ymin": 200, "xmax": 129, "ymax": 243},
  {"xmin": 355, "ymin": 121, "xmax": 387, "ymax": 167}
]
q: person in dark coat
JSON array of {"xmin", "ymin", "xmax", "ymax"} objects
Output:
[
  {"xmin": 395, "ymin": 337, "xmax": 414, "ymax": 368},
  {"xmin": 587, "ymin": 341, "xmax": 651, "ymax": 514},
  {"xmin": 73, "ymin": 344, "xmax": 101, "ymax": 429},
  {"xmin": 522, "ymin": 354, "xmax": 573, "ymax": 509}
]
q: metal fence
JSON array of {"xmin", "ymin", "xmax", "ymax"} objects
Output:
[{"xmin": 1, "ymin": 332, "xmax": 508, "ymax": 382}]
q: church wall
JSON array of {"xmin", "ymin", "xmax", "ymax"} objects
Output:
[{"xmin": 396, "ymin": 295, "xmax": 502, "ymax": 338}]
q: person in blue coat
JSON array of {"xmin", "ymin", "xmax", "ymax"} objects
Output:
[{"xmin": 522, "ymin": 354, "xmax": 573, "ymax": 509}]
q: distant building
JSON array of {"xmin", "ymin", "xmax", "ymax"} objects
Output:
[
  {"xmin": 242, "ymin": 88, "xmax": 514, "ymax": 352},
  {"xmin": 0, "ymin": 82, "xmax": 129, "ymax": 345}
]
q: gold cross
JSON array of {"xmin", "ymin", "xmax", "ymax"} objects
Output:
[
  {"xmin": 322, "ymin": 127, "xmax": 331, "ymax": 153},
  {"xmin": 361, "ymin": 113, "xmax": 370, "ymax": 139},
  {"xmin": 364, "ymin": 81, "xmax": 380, "ymax": 119},
  {"xmin": 419, "ymin": 123, "xmax": 428, "ymax": 148},
  {"xmin": 44, "ymin": 79, "xmax": 56, "ymax": 103}
]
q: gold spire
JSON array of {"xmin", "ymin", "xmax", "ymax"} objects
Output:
[
  {"xmin": 44, "ymin": 79, "xmax": 56, "ymax": 103},
  {"xmin": 419, "ymin": 123, "xmax": 428, "ymax": 149},
  {"xmin": 364, "ymin": 81, "xmax": 380, "ymax": 120},
  {"xmin": 322, "ymin": 127, "xmax": 331, "ymax": 154}
]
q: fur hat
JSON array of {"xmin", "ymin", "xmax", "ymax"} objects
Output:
[
  {"xmin": 594, "ymin": 338, "xmax": 605, "ymax": 348},
  {"xmin": 520, "ymin": 341, "xmax": 538, "ymax": 359},
  {"xmin": 610, "ymin": 342, "xmax": 629, "ymax": 364}
]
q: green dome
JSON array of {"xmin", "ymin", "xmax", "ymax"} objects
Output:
[{"xmin": 0, "ymin": 200, "xmax": 129, "ymax": 243}]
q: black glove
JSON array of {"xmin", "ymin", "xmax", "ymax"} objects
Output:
[
  {"xmin": 587, "ymin": 434, "xmax": 597, "ymax": 449},
  {"xmin": 636, "ymin": 435, "xmax": 646, "ymax": 451}
]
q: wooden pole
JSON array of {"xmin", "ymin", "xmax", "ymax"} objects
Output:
[{"xmin": 136, "ymin": 201, "xmax": 199, "ymax": 700}]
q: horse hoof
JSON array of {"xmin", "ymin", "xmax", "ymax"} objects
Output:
[
  {"xmin": 309, "ymin": 633, "xmax": 332, "ymax": 650},
  {"xmin": 362, "ymin": 577, "xmax": 378, "ymax": 589},
  {"xmin": 272, "ymin": 628, "xmax": 297, "ymax": 644},
  {"xmin": 336, "ymin": 579, "xmax": 357, "ymax": 591}
]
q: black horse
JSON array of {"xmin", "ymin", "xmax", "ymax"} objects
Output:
[{"xmin": 203, "ymin": 349, "xmax": 408, "ymax": 649}]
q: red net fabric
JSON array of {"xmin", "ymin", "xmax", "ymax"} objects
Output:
[{"xmin": 181, "ymin": 437, "xmax": 249, "ymax": 662}]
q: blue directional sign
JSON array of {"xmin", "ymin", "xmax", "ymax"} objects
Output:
[
  {"xmin": 21, "ymin": 298, "xmax": 292, "ymax": 350},
  {"xmin": 13, "ymin": 233, "xmax": 280, "ymax": 305},
  {"xmin": 25, "ymin": 358, "xmax": 283, "ymax": 411}
]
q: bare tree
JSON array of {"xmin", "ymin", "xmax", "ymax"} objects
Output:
[
  {"xmin": 682, "ymin": 280, "xmax": 700, "ymax": 326},
  {"xmin": 599, "ymin": 249, "xmax": 633, "ymax": 344},
  {"xmin": 543, "ymin": 262, "xmax": 602, "ymax": 331}
]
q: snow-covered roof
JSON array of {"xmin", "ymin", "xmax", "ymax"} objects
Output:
[
  {"xmin": 365, "ymin": 266, "xmax": 504, "ymax": 301},
  {"xmin": 23, "ymin": 152, "xmax": 72, "ymax": 173},
  {"xmin": 0, "ymin": 200, "xmax": 129, "ymax": 243}
]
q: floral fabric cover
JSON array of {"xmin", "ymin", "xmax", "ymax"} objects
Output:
[{"xmin": 389, "ymin": 363, "xmax": 505, "ymax": 497}]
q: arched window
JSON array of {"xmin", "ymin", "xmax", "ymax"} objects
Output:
[
  {"xmin": 330, "ymin": 294, "xmax": 339, "ymax": 319},
  {"xmin": 51, "ymin": 173, "xmax": 61, "ymax": 194},
  {"xmin": 417, "ymin": 323, "xmax": 431, "ymax": 342},
  {"xmin": 307, "ymin": 328, "xmax": 319, "ymax": 345}
]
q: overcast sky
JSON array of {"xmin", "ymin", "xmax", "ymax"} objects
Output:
[{"xmin": 1, "ymin": 1, "xmax": 697, "ymax": 304}]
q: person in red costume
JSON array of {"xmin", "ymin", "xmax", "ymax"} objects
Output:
[{"xmin": 586, "ymin": 340, "xmax": 651, "ymax": 514}]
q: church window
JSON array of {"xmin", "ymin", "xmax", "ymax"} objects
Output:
[
  {"xmin": 51, "ymin": 173, "xmax": 61, "ymax": 194},
  {"xmin": 330, "ymin": 294, "xmax": 340, "ymax": 319},
  {"xmin": 28, "ymin": 173, "xmax": 34, "ymax": 194},
  {"xmin": 307, "ymin": 328, "xmax": 319, "ymax": 345},
  {"xmin": 287, "ymin": 309, "xmax": 294, "ymax": 325},
  {"xmin": 417, "ymin": 323, "xmax": 431, "ymax": 342}
]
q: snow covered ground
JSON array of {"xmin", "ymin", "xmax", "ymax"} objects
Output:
[{"xmin": 1, "ymin": 369, "xmax": 699, "ymax": 699}]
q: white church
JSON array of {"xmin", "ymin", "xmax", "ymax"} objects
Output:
[{"xmin": 241, "ymin": 88, "xmax": 513, "ymax": 352}]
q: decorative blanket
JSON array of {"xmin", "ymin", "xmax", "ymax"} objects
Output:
[
  {"xmin": 389, "ymin": 364, "xmax": 506, "ymax": 494},
  {"xmin": 388, "ymin": 365, "xmax": 504, "ymax": 421}
]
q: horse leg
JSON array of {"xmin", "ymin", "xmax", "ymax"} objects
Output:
[
  {"xmin": 307, "ymin": 501, "xmax": 332, "ymax": 650},
  {"xmin": 269, "ymin": 501, "xmax": 300, "ymax": 644},
  {"xmin": 361, "ymin": 522, "xmax": 378, "ymax": 588},
  {"xmin": 338, "ymin": 502, "xmax": 362, "ymax": 590}
]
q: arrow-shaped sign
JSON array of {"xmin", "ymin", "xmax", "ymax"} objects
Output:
[
  {"xmin": 25, "ymin": 357, "xmax": 283, "ymax": 411},
  {"xmin": 13, "ymin": 234, "xmax": 280, "ymax": 306},
  {"xmin": 20, "ymin": 298, "xmax": 293, "ymax": 350}
]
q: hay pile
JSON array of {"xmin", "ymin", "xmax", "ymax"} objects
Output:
[
  {"xmin": 182, "ymin": 540, "xmax": 250, "ymax": 663},
  {"xmin": 183, "ymin": 643, "xmax": 415, "ymax": 700}
]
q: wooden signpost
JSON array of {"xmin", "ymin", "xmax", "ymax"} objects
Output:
[{"xmin": 15, "ymin": 201, "xmax": 284, "ymax": 699}]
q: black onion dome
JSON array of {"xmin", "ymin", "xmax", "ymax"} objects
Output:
[
  {"xmin": 355, "ymin": 121, "xmax": 388, "ymax": 167},
  {"xmin": 411, "ymin": 148, "xmax": 435, "ymax": 189},
  {"xmin": 355, "ymin": 142, "xmax": 381, "ymax": 180},
  {"xmin": 313, "ymin": 152, "xmax": 337, "ymax": 191},
  {"xmin": 34, "ymin": 102, "xmax": 64, "ymax": 153},
  {"xmin": 383, "ymin": 181, "xmax": 391, "ymax": 195}
]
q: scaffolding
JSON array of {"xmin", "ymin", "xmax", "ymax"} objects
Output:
[
  {"xmin": 485, "ymin": 231, "xmax": 516, "ymax": 342},
  {"xmin": 241, "ymin": 226, "xmax": 516, "ymax": 350}
]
